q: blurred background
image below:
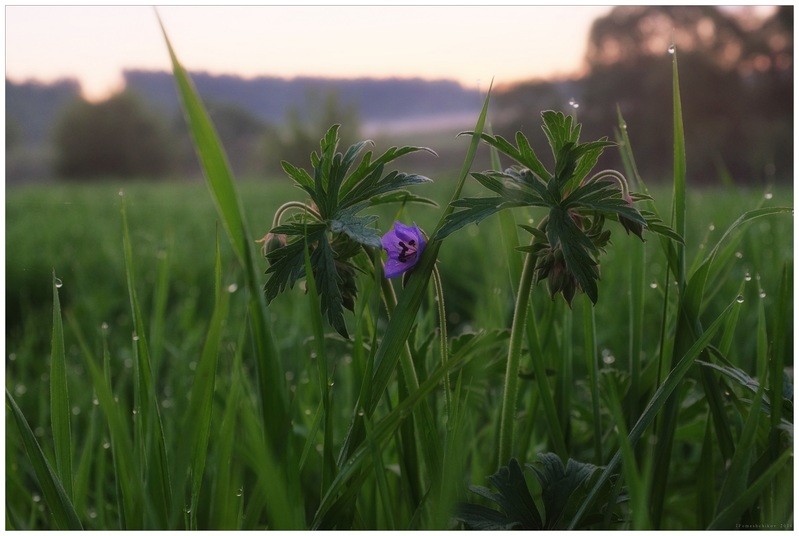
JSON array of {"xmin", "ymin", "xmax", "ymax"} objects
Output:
[{"xmin": 5, "ymin": 5, "xmax": 793, "ymax": 186}]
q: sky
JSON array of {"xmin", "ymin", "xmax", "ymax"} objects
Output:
[{"xmin": 5, "ymin": 5, "xmax": 613, "ymax": 101}]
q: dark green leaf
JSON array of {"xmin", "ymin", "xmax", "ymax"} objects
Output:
[
  {"xmin": 312, "ymin": 235, "xmax": 348, "ymax": 338},
  {"xmin": 330, "ymin": 212, "xmax": 381, "ymax": 248},
  {"xmin": 530, "ymin": 453, "xmax": 601, "ymax": 529}
]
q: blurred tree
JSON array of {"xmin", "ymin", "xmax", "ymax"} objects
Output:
[
  {"xmin": 54, "ymin": 90, "xmax": 174, "ymax": 179},
  {"xmin": 495, "ymin": 6, "xmax": 792, "ymax": 185},
  {"xmin": 260, "ymin": 89, "xmax": 361, "ymax": 176}
]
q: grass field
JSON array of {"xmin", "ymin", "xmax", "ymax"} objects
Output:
[{"xmin": 5, "ymin": 47, "xmax": 794, "ymax": 530}]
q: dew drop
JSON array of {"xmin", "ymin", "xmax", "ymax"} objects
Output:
[
  {"xmin": 764, "ymin": 192, "xmax": 773, "ymax": 200},
  {"xmin": 357, "ymin": 409, "xmax": 365, "ymax": 416},
  {"xmin": 226, "ymin": 283, "xmax": 238, "ymax": 293},
  {"xmin": 310, "ymin": 352, "xmax": 317, "ymax": 361},
  {"xmin": 708, "ymin": 223, "xmax": 715, "ymax": 231},
  {"xmin": 123, "ymin": 358, "xmax": 133, "ymax": 369},
  {"xmin": 735, "ymin": 251, "xmax": 743, "ymax": 259},
  {"xmin": 55, "ymin": 278, "xmax": 64, "ymax": 289},
  {"xmin": 759, "ymin": 291, "xmax": 767, "ymax": 299},
  {"xmin": 668, "ymin": 43, "xmax": 676, "ymax": 54},
  {"xmin": 184, "ymin": 506, "xmax": 191, "ymax": 514},
  {"xmin": 601, "ymin": 348, "xmax": 616, "ymax": 365},
  {"xmin": 72, "ymin": 406, "xmax": 81, "ymax": 416},
  {"xmin": 304, "ymin": 409, "xmax": 312, "ymax": 416},
  {"xmin": 620, "ymin": 122, "xmax": 628, "ymax": 130},
  {"xmin": 284, "ymin": 371, "xmax": 294, "ymax": 382},
  {"xmin": 88, "ymin": 509, "xmax": 97, "ymax": 519},
  {"xmin": 315, "ymin": 443, "xmax": 323, "ymax": 454},
  {"xmin": 568, "ymin": 98, "xmax": 580, "ymax": 109},
  {"xmin": 132, "ymin": 332, "xmax": 139, "ymax": 342},
  {"xmin": 744, "ymin": 272, "xmax": 752, "ymax": 282},
  {"xmin": 736, "ymin": 295, "xmax": 745, "ymax": 303},
  {"xmin": 93, "ymin": 398, "xmax": 100, "ymax": 406},
  {"xmin": 188, "ymin": 361, "xmax": 197, "ymax": 371},
  {"xmin": 8, "ymin": 353, "xmax": 16, "ymax": 361},
  {"xmin": 101, "ymin": 322, "xmax": 109, "ymax": 330},
  {"xmin": 649, "ymin": 282, "xmax": 658, "ymax": 289},
  {"xmin": 34, "ymin": 426, "xmax": 45, "ymax": 437},
  {"xmin": 32, "ymin": 494, "xmax": 41, "ymax": 503},
  {"xmin": 14, "ymin": 384, "xmax": 27, "ymax": 396},
  {"xmin": 118, "ymin": 189, "xmax": 125, "ymax": 197},
  {"xmin": 327, "ymin": 379, "xmax": 335, "ymax": 388},
  {"xmin": 236, "ymin": 487, "xmax": 243, "ymax": 497},
  {"xmin": 527, "ymin": 218, "xmax": 534, "ymax": 225}
]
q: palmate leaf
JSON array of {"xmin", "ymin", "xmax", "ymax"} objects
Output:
[
  {"xmin": 267, "ymin": 127, "xmax": 434, "ymax": 336},
  {"xmin": 547, "ymin": 207, "xmax": 600, "ymax": 303},
  {"xmin": 456, "ymin": 455, "xmax": 616, "ymax": 531},
  {"xmin": 435, "ymin": 197, "xmax": 525, "ymax": 240}
]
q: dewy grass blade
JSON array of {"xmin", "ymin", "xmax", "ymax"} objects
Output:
[
  {"xmin": 671, "ymin": 48, "xmax": 687, "ymax": 288},
  {"xmin": 68, "ymin": 314, "xmax": 140, "ymax": 528},
  {"xmin": 567, "ymin": 296, "xmax": 739, "ymax": 529},
  {"xmin": 184, "ymin": 235, "xmax": 229, "ymax": 530},
  {"xmin": 159, "ymin": 17, "xmax": 303, "ymax": 525},
  {"xmin": 121, "ymin": 199, "xmax": 173, "ymax": 528},
  {"xmin": 6, "ymin": 389, "xmax": 83, "ymax": 530},
  {"xmin": 581, "ymin": 297, "xmax": 603, "ymax": 465},
  {"xmin": 49, "ymin": 271, "xmax": 73, "ymax": 500}
]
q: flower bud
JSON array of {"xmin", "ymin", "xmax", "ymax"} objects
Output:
[{"xmin": 257, "ymin": 232, "xmax": 287, "ymax": 260}]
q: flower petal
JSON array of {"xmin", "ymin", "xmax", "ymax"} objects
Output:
[{"xmin": 383, "ymin": 257, "xmax": 408, "ymax": 278}]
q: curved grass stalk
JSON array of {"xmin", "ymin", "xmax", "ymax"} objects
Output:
[
  {"xmin": 497, "ymin": 239, "xmax": 537, "ymax": 466},
  {"xmin": 431, "ymin": 265, "xmax": 452, "ymax": 415}
]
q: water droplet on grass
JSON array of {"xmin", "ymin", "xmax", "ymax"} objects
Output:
[
  {"xmin": 8, "ymin": 353, "xmax": 16, "ymax": 361},
  {"xmin": 304, "ymin": 409, "xmax": 311, "ymax": 416},
  {"xmin": 759, "ymin": 291, "xmax": 767, "ymax": 298},
  {"xmin": 668, "ymin": 43, "xmax": 676, "ymax": 54},
  {"xmin": 649, "ymin": 282, "xmax": 658, "ymax": 289},
  {"xmin": 745, "ymin": 272, "xmax": 752, "ymax": 281},
  {"xmin": 601, "ymin": 348, "xmax": 615, "ymax": 365},
  {"xmin": 32, "ymin": 494, "xmax": 41, "ymax": 503},
  {"xmin": 764, "ymin": 192, "xmax": 773, "ymax": 200},
  {"xmin": 72, "ymin": 406, "xmax": 81, "ymax": 416},
  {"xmin": 118, "ymin": 189, "xmax": 125, "ymax": 197},
  {"xmin": 14, "ymin": 384, "xmax": 27, "ymax": 396},
  {"xmin": 735, "ymin": 251, "xmax": 743, "ymax": 259},
  {"xmin": 101, "ymin": 322, "xmax": 109, "ymax": 330},
  {"xmin": 55, "ymin": 278, "xmax": 64, "ymax": 288},
  {"xmin": 708, "ymin": 223, "xmax": 715, "ymax": 231},
  {"xmin": 736, "ymin": 295, "xmax": 745, "ymax": 303},
  {"xmin": 227, "ymin": 283, "xmax": 238, "ymax": 293},
  {"xmin": 236, "ymin": 488, "xmax": 243, "ymax": 497},
  {"xmin": 102, "ymin": 440, "xmax": 111, "ymax": 449},
  {"xmin": 568, "ymin": 98, "xmax": 579, "ymax": 109}
]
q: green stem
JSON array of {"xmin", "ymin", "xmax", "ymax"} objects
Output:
[
  {"xmin": 271, "ymin": 201, "xmax": 323, "ymax": 228},
  {"xmin": 432, "ymin": 266, "xmax": 452, "ymax": 416},
  {"xmin": 498, "ymin": 239, "xmax": 537, "ymax": 466}
]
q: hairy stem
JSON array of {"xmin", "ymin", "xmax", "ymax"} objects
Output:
[{"xmin": 271, "ymin": 201, "xmax": 323, "ymax": 228}]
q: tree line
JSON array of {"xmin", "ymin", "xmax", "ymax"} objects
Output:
[{"xmin": 6, "ymin": 6, "xmax": 791, "ymax": 185}]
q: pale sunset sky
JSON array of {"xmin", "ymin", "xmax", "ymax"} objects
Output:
[{"xmin": 5, "ymin": 5, "xmax": 614, "ymax": 101}]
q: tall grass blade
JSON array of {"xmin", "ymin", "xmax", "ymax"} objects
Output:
[
  {"xmin": 6, "ymin": 389, "xmax": 83, "ymax": 530},
  {"xmin": 68, "ymin": 314, "xmax": 140, "ymax": 527},
  {"xmin": 707, "ymin": 448, "xmax": 792, "ymax": 530},
  {"xmin": 581, "ymin": 298, "xmax": 602, "ymax": 465},
  {"xmin": 184, "ymin": 234, "xmax": 228, "ymax": 529},
  {"xmin": 159, "ymin": 17, "xmax": 303, "ymax": 526},
  {"xmin": 49, "ymin": 271, "xmax": 73, "ymax": 500},
  {"xmin": 567, "ymin": 296, "xmax": 738, "ymax": 529},
  {"xmin": 121, "ymin": 200, "xmax": 173, "ymax": 527}
]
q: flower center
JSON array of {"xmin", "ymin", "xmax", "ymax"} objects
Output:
[{"xmin": 397, "ymin": 239, "xmax": 417, "ymax": 263}]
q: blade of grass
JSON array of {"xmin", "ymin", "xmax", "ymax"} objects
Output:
[
  {"xmin": 604, "ymin": 373, "xmax": 651, "ymax": 529},
  {"xmin": 6, "ymin": 389, "xmax": 83, "ymax": 530},
  {"xmin": 567, "ymin": 295, "xmax": 738, "ymax": 529},
  {"xmin": 184, "ymin": 234, "xmax": 229, "ymax": 530},
  {"xmin": 159, "ymin": 18, "xmax": 303, "ymax": 526},
  {"xmin": 708, "ymin": 448, "xmax": 793, "ymax": 530},
  {"xmin": 581, "ymin": 297, "xmax": 602, "ymax": 465},
  {"xmin": 49, "ymin": 271, "xmax": 73, "ymax": 500},
  {"xmin": 68, "ymin": 314, "xmax": 140, "ymax": 528},
  {"xmin": 121, "ymin": 199, "xmax": 173, "ymax": 528}
]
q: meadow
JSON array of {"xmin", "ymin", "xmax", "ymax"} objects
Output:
[{"xmin": 6, "ymin": 46, "xmax": 794, "ymax": 530}]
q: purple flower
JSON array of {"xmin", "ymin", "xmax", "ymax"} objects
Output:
[{"xmin": 381, "ymin": 221, "xmax": 426, "ymax": 278}]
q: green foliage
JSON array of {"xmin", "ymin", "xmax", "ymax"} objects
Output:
[
  {"xmin": 455, "ymin": 456, "xmax": 616, "ymax": 530},
  {"xmin": 264, "ymin": 124, "xmax": 435, "ymax": 337},
  {"xmin": 439, "ymin": 110, "xmax": 663, "ymax": 306},
  {"xmin": 54, "ymin": 90, "xmax": 174, "ymax": 179}
]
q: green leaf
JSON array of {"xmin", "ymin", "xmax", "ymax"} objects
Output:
[
  {"xmin": 456, "ymin": 459, "xmax": 542, "ymax": 530},
  {"xmin": 547, "ymin": 207, "xmax": 600, "ymax": 303},
  {"xmin": 49, "ymin": 271, "xmax": 73, "ymax": 500},
  {"xmin": 312, "ymin": 235, "xmax": 348, "ymax": 338},
  {"xmin": 7, "ymin": 389, "xmax": 83, "ymax": 530},
  {"xmin": 330, "ymin": 211, "xmax": 381, "ymax": 248},
  {"xmin": 435, "ymin": 197, "xmax": 522, "ymax": 240},
  {"xmin": 530, "ymin": 453, "xmax": 601, "ymax": 529}
]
